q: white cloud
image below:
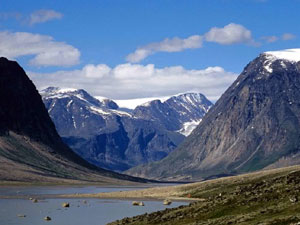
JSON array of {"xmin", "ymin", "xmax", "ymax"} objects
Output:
[
  {"xmin": 0, "ymin": 31, "xmax": 80, "ymax": 67},
  {"xmin": 261, "ymin": 33, "xmax": 296, "ymax": 43},
  {"xmin": 29, "ymin": 9, "xmax": 63, "ymax": 25},
  {"xmin": 261, "ymin": 36, "xmax": 279, "ymax": 43},
  {"xmin": 126, "ymin": 35, "xmax": 203, "ymax": 63},
  {"xmin": 204, "ymin": 23, "xmax": 254, "ymax": 45},
  {"xmin": 126, "ymin": 23, "xmax": 256, "ymax": 63},
  {"xmin": 29, "ymin": 63, "xmax": 237, "ymax": 101},
  {"xmin": 83, "ymin": 64, "xmax": 111, "ymax": 78},
  {"xmin": 282, "ymin": 33, "xmax": 296, "ymax": 41}
]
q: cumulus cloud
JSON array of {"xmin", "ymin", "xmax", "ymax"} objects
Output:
[
  {"xmin": 0, "ymin": 31, "xmax": 80, "ymax": 67},
  {"xmin": 204, "ymin": 23, "xmax": 255, "ymax": 45},
  {"xmin": 126, "ymin": 35, "xmax": 203, "ymax": 63},
  {"xmin": 28, "ymin": 9, "xmax": 63, "ymax": 25},
  {"xmin": 126, "ymin": 23, "xmax": 256, "ymax": 63},
  {"xmin": 29, "ymin": 63, "xmax": 237, "ymax": 101}
]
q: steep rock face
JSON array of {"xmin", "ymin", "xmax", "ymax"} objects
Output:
[
  {"xmin": 0, "ymin": 58, "xmax": 139, "ymax": 183},
  {"xmin": 126, "ymin": 50, "xmax": 300, "ymax": 181},
  {"xmin": 0, "ymin": 59, "xmax": 62, "ymax": 146},
  {"xmin": 133, "ymin": 93, "xmax": 212, "ymax": 134},
  {"xmin": 42, "ymin": 87, "xmax": 184, "ymax": 172}
]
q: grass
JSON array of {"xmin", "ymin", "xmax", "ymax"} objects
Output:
[{"xmin": 105, "ymin": 165, "xmax": 300, "ymax": 225}]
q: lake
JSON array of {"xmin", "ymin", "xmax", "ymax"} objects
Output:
[{"xmin": 0, "ymin": 186, "xmax": 188, "ymax": 225}]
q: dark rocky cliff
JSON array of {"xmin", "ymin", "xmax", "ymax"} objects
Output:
[{"xmin": 0, "ymin": 58, "xmax": 141, "ymax": 183}]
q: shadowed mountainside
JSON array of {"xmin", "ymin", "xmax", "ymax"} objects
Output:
[{"xmin": 0, "ymin": 57, "xmax": 143, "ymax": 184}]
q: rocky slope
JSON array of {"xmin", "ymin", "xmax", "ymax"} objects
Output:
[
  {"xmin": 41, "ymin": 87, "xmax": 186, "ymax": 172},
  {"xmin": 127, "ymin": 49, "xmax": 300, "ymax": 181},
  {"xmin": 0, "ymin": 57, "xmax": 141, "ymax": 184}
]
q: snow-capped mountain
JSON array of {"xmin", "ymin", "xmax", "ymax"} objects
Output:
[
  {"xmin": 41, "ymin": 87, "xmax": 212, "ymax": 172},
  {"xmin": 41, "ymin": 87, "xmax": 184, "ymax": 172},
  {"xmin": 127, "ymin": 49, "xmax": 300, "ymax": 181},
  {"xmin": 41, "ymin": 87, "xmax": 129, "ymax": 137},
  {"xmin": 133, "ymin": 93, "xmax": 213, "ymax": 135}
]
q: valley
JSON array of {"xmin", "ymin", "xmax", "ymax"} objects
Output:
[{"xmin": 1, "ymin": 1, "xmax": 299, "ymax": 224}]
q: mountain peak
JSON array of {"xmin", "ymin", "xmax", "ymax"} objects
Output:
[
  {"xmin": 264, "ymin": 48, "xmax": 300, "ymax": 63},
  {"xmin": 133, "ymin": 92, "xmax": 212, "ymax": 134},
  {"xmin": 41, "ymin": 86, "xmax": 119, "ymax": 109},
  {"xmin": 167, "ymin": 93, "xmax": 210, "ymax": 107},
  {"xmin": 41, "ymin": 86, "xmax": 86, "ymax": 97}
]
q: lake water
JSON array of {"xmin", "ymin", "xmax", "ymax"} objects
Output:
[{"xmin": 0, "ymin": 186, "xmax": 188, "ymax": 225}]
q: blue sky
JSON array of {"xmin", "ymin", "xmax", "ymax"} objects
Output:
[{"xmin": 0, "ymin": 0, "xmax": 299, "ymax": 100}]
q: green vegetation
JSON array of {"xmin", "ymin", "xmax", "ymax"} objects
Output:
[{"xmin": 108, "ymin": 166, "xmax": 300, "ymax": 225}]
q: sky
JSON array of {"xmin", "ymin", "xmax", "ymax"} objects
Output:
[{"xmin": 0, "ymin": 0, "xmax": 299, "ymax": 101}]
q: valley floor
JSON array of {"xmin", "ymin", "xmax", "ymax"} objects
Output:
[{"xmin": 65, "ymin": 165, "xmax": 300, "ymax": 225}]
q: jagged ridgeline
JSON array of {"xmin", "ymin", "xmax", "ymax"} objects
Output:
[
  {"xmin": 127, "ymin": 49, "xmax": 300, "ymax": 181},
  {"xmin": 0, "ymin": 57, "xmax": 142, "ymax": 183},
  {"xmin": 41, "ymin": 87, "xmax": 212, "ymax": 172}
]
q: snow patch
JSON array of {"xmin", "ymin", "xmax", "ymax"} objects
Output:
[
  {"xmin": 48, "ymin": 101, "xmax": 56, "ymax": 113},
  {"xmin": 263, "ymin": 54, "xmax": 274, "ymax": 73},
  {"xmin": 110, "ymin": 109, "xmax": 132, "ymax": 117},
  {"xmin": 178, "ymin": 120, "xmax": 202, "ymax": 136},
  {"xmin": 67, "ymin": 100, "xmax": 73, "ymax": 107},
  {"xmin": 114, "ymin": 96, "xmax": 170, "ymax": 109},
  {"xmin": 89, "ymin": 106, "xmax": 111, "ymax": 115},
  {"xmin": 72, "ymin": 116, "xmax": 77, "ymax": 128},
  {"xmin": 94, "ymin": 96, "xmax": 110, "ymax": 102},
  {"xmin": 53, "ymin": 88, "xmax": 77, "ymax": 93},
  {"xmin": 265, "ymin": 48, "xmax": 300, "ymax": 62}
]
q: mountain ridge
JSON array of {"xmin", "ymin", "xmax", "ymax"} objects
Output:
[{"xmin": 126, "ymin": 50, "xmax": 300, "ymax": 181}]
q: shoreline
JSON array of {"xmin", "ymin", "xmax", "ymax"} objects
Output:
[
  {"xmin": 0, "ymin": 194, "xmax": 198, "ymax": 202},
  {"xmin": 2, "ymin": 166, "xmax": 300, "ymax": 202}
]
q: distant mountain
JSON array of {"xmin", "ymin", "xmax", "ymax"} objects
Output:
[
  {"xmin": 133, "ymin": 93, "xmax": 212, "ymax": 135},
  {"xmin": 41, "ymin": 87, "xmax": 185, "ymax": 172},
  {"xmin": 0, "ymin": 57, "xmax": 139, "ymax": 183},
  {"xmin": 126, "ymin": 49, "xmax": 300, "ymax": 181}
]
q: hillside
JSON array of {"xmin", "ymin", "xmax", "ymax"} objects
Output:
[{"xmin": 106, "ymin": 165, "xmax": 300, "ymax": 225}]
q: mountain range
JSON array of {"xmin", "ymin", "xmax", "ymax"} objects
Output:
[
  {"xmin": 127, "ymin": 49, "xmax": 300, "ymax": 181},
  {"xmin": 0, "ymin": 57, "xmax": 141, "ymax": 184},
  {"xmin": 41, "ymin": 88, "xmax": 212, "ymax": 172},
  {"xmin": 3, "ymin": 48, "xmax": 300, "ymax": 184}
]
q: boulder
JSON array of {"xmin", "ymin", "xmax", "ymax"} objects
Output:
[
  {"xmin": 62, "ymin": 202, "xmax": 70, "ymax": 207},
  {"xmin": 132, "ymin": 201, "xmax": 144, "ymax": 206},
  {"xmin": 17, "ymin": 214, "xmax": 26, "ymax": 218},
  {"xmin": 44, "ymin": 216, "xmax": 51, "ymax": 221},
  {"xmin": 163, "ymin": 199, "xmax": 172, "ymax": 205},
  {"xmin": 139, "ymin": 202, "xmax": 145, "ymax": 206}
]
